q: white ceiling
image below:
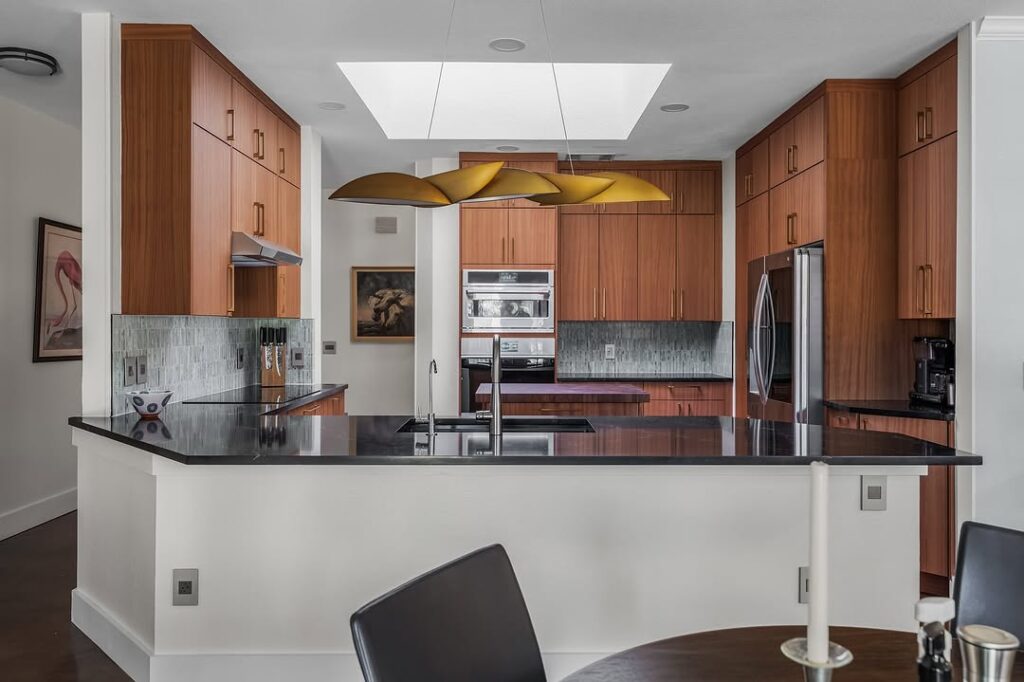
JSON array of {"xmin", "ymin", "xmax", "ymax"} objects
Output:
[{"xmin": 3, "ymin": 0, "xmax": 1022, "ymax": 189}]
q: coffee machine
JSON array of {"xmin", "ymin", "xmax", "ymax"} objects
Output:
[{"xmin": 910, "ymin": 337, "xmax": 954, "ymax": 407}]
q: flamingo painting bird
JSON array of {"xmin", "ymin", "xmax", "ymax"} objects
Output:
[{"xmin": 45, "ymin": 250, "xmax": 83, "ymax": 345}]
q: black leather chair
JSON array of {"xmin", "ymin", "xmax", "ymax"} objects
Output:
[
  {"xmin": 953, "ymin": 521, "xmax": 1024, "ymax": 647},
  {"xmin": 350, "ymin": 544, "xmax": 547, "ymax": 682}
]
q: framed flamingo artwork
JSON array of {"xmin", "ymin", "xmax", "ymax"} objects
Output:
[{"xmin": 33, "ymin": 218, "xmax": 82, "ymax": 362}]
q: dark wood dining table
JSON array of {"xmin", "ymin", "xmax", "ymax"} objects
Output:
[{"xmin": 562, "ymin": 625, "xmax": 1024, "ymax": 680}]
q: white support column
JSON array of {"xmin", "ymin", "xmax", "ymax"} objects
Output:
[
  {"xmin": 81, "ymin": 13, "xmax": 115, "ymax": 416},
  {"xmin": 301, "ymin": 126, "xmax": 323, "ymax": 382}
]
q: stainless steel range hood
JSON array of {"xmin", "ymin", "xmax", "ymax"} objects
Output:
[{"xmin": 231, "ymin": 231, "xmax": 302, "ymax": 267}]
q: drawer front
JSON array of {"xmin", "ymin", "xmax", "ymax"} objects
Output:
[
  {"xmin": 503, "ymin": 402, "xmax": 639, "ymax": 417},
  {"xmin": 644, "ymin": 399, "xmax": 727, "ymax": 417},
  {"xmin": 643, "ymin": 382, "xmax": 729, "ymax": 402},
  {"xmin": 288, "ymin": 399, "xmax": 323, "ymax": 416},
  {"xmin": 826, "ymin": 409, "xmax": 857, "ymax": 430}
]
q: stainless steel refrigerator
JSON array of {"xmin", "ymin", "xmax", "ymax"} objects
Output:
[{"xmin": 747, "ymin": 244, "xmax": 824, "ymax": 424}]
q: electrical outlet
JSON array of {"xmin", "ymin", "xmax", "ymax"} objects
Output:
[
  {"xmin": 604, "ymin": 344, "xmax": 615, "ymax": 360},
  {"xmin": 290, "ymin": 347, "xmax": 306, "ymax": 369},
  {"xmin": 172, "ymin": 568, "xmax": 199, "ymax": 606},
  {"xmin": 323, "ymin": 340, "xmax": 337, "ymax": 355},
  {"xmin": 798, "ymin": 566, "xmax": 810, "ymax": 604},
  {"xmin": 236, "ymin": 346, "xmax": 246, "ymax": 370},
  {"xmin": 136, "ymin": 355, "xmax": 148, "ymax": 384},
  {"xmin": 860, "ymin": 475, "xmax": 887, "ymax": 511},
  {"xmin": 124, "ymin": 356, "xmax": 138, "ymax": 386}
]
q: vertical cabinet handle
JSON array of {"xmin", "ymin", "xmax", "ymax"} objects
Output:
[
  {"xmin": 924, "ymin": 264, "xmax": 933, "ymax": 315},
  {"xmin": 501, "ymin": 237, "xmax": 506, "ymax": 263},
  {"xmin": 227, "ymin": 109, "xmax": 235, "ymax": 141},
  {"xmin": 259, "ymin": 131, "xmax": 266, "ymax": 160},
  {"xmin": 259, "ymin": 203, "xmax": 265, "ymax": 236},
  {"xmin": 917, "ymin": 265, "xmax": 926, "ymax": 313},
  {"xmin": 592, "ymin": 287, "xmax": 598, "ymax": 320},
  {"xmin": 924, "ymin": 108, "xmax": 934, "ymax": 140},
  {"xmin": 916, "ymin": 111, "xmax": 926, "ymax": 142},
  {"xmin": 602, "ymin": 288, "xmax": 607, "ymax": 320},
  {"xmin": 678, "ymin": 289, "xmax": 685, "ymax": 320},
  {"xmin": 253, "ymin": 129, "xmax": 260, "ymax": 158},
  {"xmin": 676, "ymin": 403, "xmax": 682, "ymax": 416},
  {"xmin": 671, "ymin": 289, "xmax": 677, "ymax": 320},
  {"xmin": 227, "ymin": 264, "xmax": 236, "ymax": 314},
  {"xmin": 279, "ymin": 148, "xmax": 286, "ymax": 174},
  {"xmin": 786, "ymin": 213, "xmax": 797, "ymax": 245},
  {"xmin": 253, "ymin": 203, "xmax": 260, "ymax": 236},
  {"xmin": 791, "ymin": 145, "xmax": 799, "ymax": 173},
  {"xmin": 511, "ymin": 237, "xmax": 516, "ymax": 263},
  {"xmin": 279, "ymin": 273, "xmax": 286, "ymax": 316}
]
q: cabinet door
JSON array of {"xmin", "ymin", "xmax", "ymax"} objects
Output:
[
  {"xmin": 899, "ymin": 57, "xmax": 957, "ymax": 157},
  {"xmin": 898, "ymin": 73, "xmax": 929, "ymax": 156},
  {"xmin": 190, "ymin": 126, "xmax": 232, "ymax": 315},
  {"xmin": 254, "ymin": 104, "xmax": 279, "ymax": 174},
  {"xmin": 461, "ymin": 207, "xmax": 508, "ymax": 265},
  {"xmin": 558, "ymin": 215, "xmax": 600, "ymax": 320},
  {"xmin": 769, "ymin": 162, "xmax": 825, "ymax": 253},
  {"xmin": 677, "ymin": 215, "xmax": 719, "ymax": 320},
  {"xmin": 769, "ymin": 118, "xmax": 796, "ymax": 188},
  {"xmin": 277, "ymin": 119, "xmax": 301, "ymax": 187},
  {"xmin": 736, "ymin": 140, "xmax": 770, "ymax": 205},
  {"xmin": 681, "ymin": 399, "xmax": 727, "ymax": 417},
  {"xmin": 598, "ymin": 214, "xmax": 638, "ymax": 320},
  {"xmin": 231, "ymin": 80, "xmax": 260, "ymax": 159},
  {"xmin": 897, "ymin": 149, "xmax": 929, "ymax": 318},
  {"xmin": 637, "ymin": 169, "xmax": 676, "ymax": 213},
  {"xmin": 231, "ymin": 150, "xmax": 258, "ymax": 235},
  {"xmin": 637, "ymin": 215, "xmax": 677, "ymax": 320},
  {"xmin": 676, "ymin": 170, "xmax": 717, "ymax": 214},
  {"xmin": 792, "ymin": 97, "xmax": 825, "ymax": 175},
  {"xmin": 191, "ymin": 45, "xmax": 232, "ymax": 143},
  {"xmin": 508, "ymin": 208, "xmax": 556, "ymax": 265},
  {"xmin": 253, "ymin": 162, "xmax": 279, "ymax": 243},
  {"xmin": 276, "ymin": 178, "xmax": 301, "ymax": 318},
  {"xmin": 739, "ymin": 192, "xmax": 769, "ymax": 260}
]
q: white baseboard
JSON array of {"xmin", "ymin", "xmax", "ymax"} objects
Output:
[
  {"xmin": 72, "ymin": 588, "xmax": 605, "ymax": 682},
  {"xmin": 0, "ymin": 487, "xmax": 76, "ymax": 541}
]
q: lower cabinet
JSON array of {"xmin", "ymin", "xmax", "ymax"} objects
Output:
[
  {"xmin": 282, "ymin": 393, "xmax": 346, "ymax": 417},
  {"xmin": 827, "ymin": 409, "xmax": 955, "ymax": 594},
  {"xmin": 502, "ymin": 402, "xmax": 641, "ymax": 417},
  {"xmin": 641, "ymin": 382, "xmax": 732, "ymax": 417}
]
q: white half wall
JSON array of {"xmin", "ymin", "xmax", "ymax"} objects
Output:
[
  {"xmin": 320, "ymin": 194, "xmax": 416, "ymax": 414},
  {"xmin": 967, "ymin": 16, "xmax": 1024, "ymax": 530},
  {"xmin": 0, "ymin": 95, "xmax": 82, "ymax": 539},
  {"xmin": 414, "ymin": 158, "xmax": 460, "ymax": 416},
  {"xmin": 301, "ymin": 127, "xmax": 323, "ymax": 383}
]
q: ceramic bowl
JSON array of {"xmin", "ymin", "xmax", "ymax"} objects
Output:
[{"xmin": 126, "ymin": 390, "xmax": 174, "ymax": 420}]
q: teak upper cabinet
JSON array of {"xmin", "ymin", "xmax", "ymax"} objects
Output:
[
  {"xmin": 898, "ymin": 53, "xmax": 957, "ymax": 157},
  {"xmin": 768, "ymin": 162, "xmax": 825, "ymax": 253},
  {"xmin": 557, "ymin": 214, "xmax": 638, "ymax": 321},
  {"xmin": 636, "ymin": 215, "xmax": 721, "ymax": 321},
  {"xmin": 769, "ymin": 97, "xmax": 824, "ymax": 188},
  {"xmin": 121, "ymin": 24, "xmax": 302, "ymax": 317},
  {"xmin": 560, "ymin": 168, "xmax": 717, "ymax": 215},
  {"xmin": 735, "ymin": 140, "xmax": 769, "ymax": 206}
]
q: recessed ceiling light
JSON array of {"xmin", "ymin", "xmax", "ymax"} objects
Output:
[
  {"xmin": 337, "ymin": 61, "xmax": 670, "ymax": 139},
  {"xmin": 496, "ymin": 145, "xmax": 520, "ymax": 152},
  {"xmin": 489, "ymin": 38, "xmax": 526, "ymax": 53},
  {"xmin": 318, "ymin": 101, "xmax": 347, "ymax": 110},
  {"xmin": 660, "ymin": 103, "xmax": 690, "ymax": 113}
]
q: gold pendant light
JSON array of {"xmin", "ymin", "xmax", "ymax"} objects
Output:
[
  {"xmin": 423, "ymin": 161, "xmax": 505, "ymax": 202},
  {"xmin": 583, "ymin": 171, "xmax": 670, "ymax": 205},
  {"xmin": 463, "ymin": 168, "xmax": 561, "ymax": 203},
  {"xmin": 528, "ymin": 172, "xmax": 615, "ymax": 206},
  {"xmin": 329, "ymin": 173, "xmax": 451, "ymax": 207}
]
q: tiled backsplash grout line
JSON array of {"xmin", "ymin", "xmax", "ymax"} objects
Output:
[{"xmin": 111, "ymin": 316, "xmax": 314, "ymax": 415}]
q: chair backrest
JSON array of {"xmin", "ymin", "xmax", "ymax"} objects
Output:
[
  {"xmin": 953, "ymin": 521, "xmax": 1024, "ymax": 647},
  {"xmin": 350, "ymin": 544, "xmax": 547, "ymax": 682}
]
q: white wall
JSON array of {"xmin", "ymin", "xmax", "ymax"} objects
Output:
[
  {"xmin": 965, "ymin": 17, "xmax": 1024, "ymax": 530},
  {"xmin": 0, "ymin": 94, "xmax": 82, "ymax": 539},
  {"xmin": 321, "ymin": 194, "xmax": 416, "ymax": 414}
]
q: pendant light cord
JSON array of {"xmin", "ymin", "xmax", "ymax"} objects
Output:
[
  {"xmin": 427, "ymin": 0, "xmax": 458, "ymax": 140},
  {"xmin": 539, "ymin": 0, "xmax": 574, "ymax": 174}
]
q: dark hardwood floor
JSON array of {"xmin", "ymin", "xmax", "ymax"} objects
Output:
[{"xmin": 0, "ymin": 512, "xmax": 130, "ymax": 681}]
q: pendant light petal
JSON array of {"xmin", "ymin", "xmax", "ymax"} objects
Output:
[
  {"xmin": 462, "ymin": 168, "xmax": 561, "ymax": 203},
  {"xmin": 583, "ymin": 171, "xmax": 671, "ymax": 204},
  {"xmin": 424, "ymin": 161, "xmax": 505, "ymax": 202},
  {"xmin": 529, "ymin": 172, "xmax": 615, "ymax": 206},
  {"xmin": 329, "ymin": 173, "xmax": 452, "ymax": 207}
]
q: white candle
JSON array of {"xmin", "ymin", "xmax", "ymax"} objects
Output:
[{"xmin": 807, "ymin": 461, "xmax": 830, "ymax": 663}]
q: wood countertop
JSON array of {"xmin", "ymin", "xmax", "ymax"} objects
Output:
[{"xmin": 476, "ymin": 382, "xmax": 650, "ymax": 403}]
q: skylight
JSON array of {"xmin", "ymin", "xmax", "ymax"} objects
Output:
[{"xmin": 337, "ymin": 61, "xmax": 670, "ymax": 140}]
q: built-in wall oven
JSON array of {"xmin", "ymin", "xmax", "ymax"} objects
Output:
[
  {"xmin": 462, "ymin": 269, "xmax": 554, "ymax": 333},
  {"xmin": 460, "ymin": 337, "xmax": 555, "ymax": 413}
]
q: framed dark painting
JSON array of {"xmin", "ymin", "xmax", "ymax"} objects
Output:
[
  {"xmin": 34, "ymin": 218, "xmax": 83, "ymax": 362},
  {"xmin": 351, "ymin": 266, "xmax": 415, "ymax": 342}
]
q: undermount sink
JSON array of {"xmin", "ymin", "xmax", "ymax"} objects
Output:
[{"xmin": 397, "ymin": 416, "xmax": 595, "ymax": 434}]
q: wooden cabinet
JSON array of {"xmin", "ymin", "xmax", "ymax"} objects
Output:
[
  {"xmin": 559, "ymin": 168, "xmax": 715, "ymax": 215},
  {"xmin": 461, "ymin": 207, "xmax": 508, "ymax": 264},
  {"xmin": 460, "ymin": 207, "xmax": 556, "ymax": 266},
  {"xmin": 557, "ymin": 215, "xmax": 600, "ymax": 321},
  {"xmin": 676, "ymin": 171, "xmax": 717, "ymax": 214},
  {"xmin": 769, "ymin": 161, "xmax": 825, "ymax": 253},
  {"xmin": 770, "ymin": 97, "xmax": 824, "ymax": 188},
  {"xmin": 739, "ymin": 193, "xmax": 769, "ymax": 261},
  {"xmin": 276, "ymin": 179, "xmax": 301, "ymax": 318},
  {"xmin": 277, "ymin": 119, "xmax": 301, "ymax": 187},
  {"xmin": 898, "ymin": 134, "xmax": 956, "ymax": 319},
  {"xmin": 826, "ymin": 409, "xmax": 857, "ymax": 430},
  {"xmin": 642, "ymin": 381, "xmax": 731, "ymax": 417},
  {"xmin": 502, "ymin": 402, "xmax": 641, "ymax": 417},
  {"xmin": 898, "ymin": 56, "xmax": 957, "ymax": 157},
  {"xmin": 121, "ymin": 24, "xmax": 301, "ymax": 317},
  {"xmin": 508, "ymin": 209, "xmax": 557, "ymax": 265},
  {"xmin": 736, "ymin": 140, "xmax": 770, "ymax": 205},
  {"xmin": 637, "ymin": 215, "xmax": 677, "ymax": 320},
  {"xmin": 677, "ymin": 215, "xmax": 720, "ymax": 320},
  {"xmin": 254, "ymin": 101, "xmax": 279, "ymax": 175},
  {"xmin": 283, "ymin": 392, "xmax": 346, "ymax": 416},
  {"xmin": 190, "ymin": 44, "xmax": 232, "ymax": 142},
  {"xmin": 637, "ymin": 170, "xmax": 676, "ymax": 214},
  {"xmin": 598, "ymin": 215, "xmax": 639, "ymax": 320}
]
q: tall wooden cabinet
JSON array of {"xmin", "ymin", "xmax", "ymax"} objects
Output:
[
  {"xmin": 121, "ymin": 24, "xmax": 302, "ymax": 317},
  {"xmin": 558, "ymin": 214, "xmax": 638, "ymax": 321},
  {"xmin": 897, "ymin": 41, "xmax": 957, "ymax": 320}
]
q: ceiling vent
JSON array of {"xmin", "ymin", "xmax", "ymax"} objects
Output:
[{"xmin": 566, "ymin": 153, "xmax": 619, "ymax": 162}]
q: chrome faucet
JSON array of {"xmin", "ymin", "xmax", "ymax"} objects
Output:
[
  {"xmin": 475, "ymin": 334, "xmax": 503, "ymax": 436},
  {"xmin": 427, "ymin": 359, "xmax": 437, "ymax": 434}
]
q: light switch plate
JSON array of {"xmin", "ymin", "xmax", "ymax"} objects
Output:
[
  {"xmin": 604, "ymin": 344, "xmax": 615, "ymax": 360},
  {"xmin": 136, "ymin": 355, "xmax": 148, "ymax": 384},
  {"xmin": 124, "ymin": 356, "xmax": 137, "ymax": 386},
  {"xmin": 236, "ymin": 346, "xmax": 246, "ymax": 370},
  {"xmin": 172, "ymin": 568, "xmax": 199, "ymax": 606},
  {"xmin": 290, "ymin": 347, "xmax": 305, "ymax": 369},
  {"xmin": 798, "ymin": 566, "xmax": 810, "ymax": 604},
  {"xmin": 861, "ymin": 475, "xmax": 887, "ymax": 511}
]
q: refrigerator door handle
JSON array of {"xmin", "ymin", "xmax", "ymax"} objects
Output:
[
  {"xmin": 793, "ymin": 249, "xmax": 811, "ymax": 423},
  {"xmin": 763, "ymin": 277, "xmax": 777, "ymax": 400},
  {"xmin": 752, "ymin": 273, "xmax": 769, "ymax": 404}
]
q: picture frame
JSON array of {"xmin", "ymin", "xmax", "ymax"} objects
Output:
[
  {"xmin": 33, "ymin": 218, "xmax": 83, "ymax": 362},
  {"xmin": 351, "ymin": 266, "xmax": 415, "ymax": 342}
]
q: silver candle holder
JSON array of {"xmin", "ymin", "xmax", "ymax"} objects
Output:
[{"xmin": 781, "ymin": 637, "xmax": 853, "ymax": 682}]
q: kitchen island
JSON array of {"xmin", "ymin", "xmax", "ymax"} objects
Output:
[
  {"xmin": 68, "ymin": 409, "xmax": 980, "ymax": 682},
  {"xmin": 476, "ymin": 382, "xmax": 649, "ymax": 416}
]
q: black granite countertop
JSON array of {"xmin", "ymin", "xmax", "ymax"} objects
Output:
[
  {"xmin": 69, "ymin": 407, "xmax": 980, "ymax": 467},
  {"xmin": 182, "ymin": 384, "xmax": 347, "ymax": 414},
  {"xmin": 556, "ymin": 374, "xmax": 733, "ymax": 383},
  {"xmin": 825, "ymin": 399, "xmax": 954, "ymax": 422}
]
